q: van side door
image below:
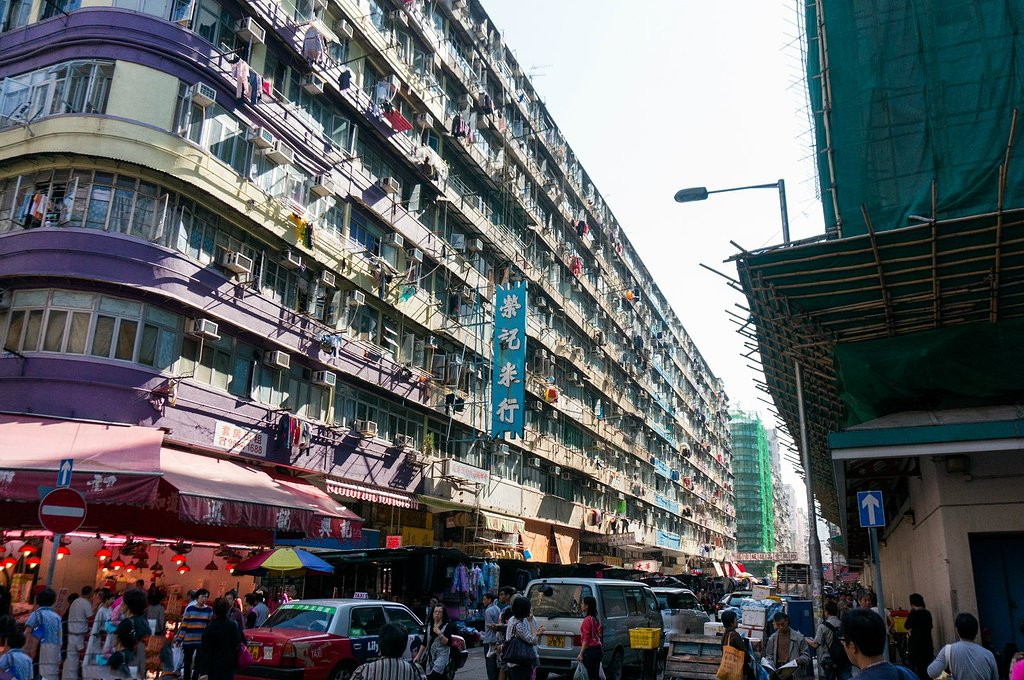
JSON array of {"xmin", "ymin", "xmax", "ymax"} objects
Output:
[{"xmin": 598, "ymin": 585, "xmax": 629, "ymax": 661}]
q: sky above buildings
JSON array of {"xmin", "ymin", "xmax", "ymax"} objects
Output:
[{"xmin": 484, "ymin": 0, "xmax": 826, "ymax": 491}]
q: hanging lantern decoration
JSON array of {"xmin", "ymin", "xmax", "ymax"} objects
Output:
[
  {"xmin": 124, "ymin": 561, "xmax": 137, "ymax": 573},
  {"xmin": 1, "ymin": 555, "xmax": 16, "ymax": 569},
  {"xmin": 150, "ymin": 561, "xmax": 164, "ymax": 576},
  {"xmin": 225, "ymin": 561, "xmax": 237, "ymax": 573},
  {"xmin": 204, "ymin": 560, "xmax": 218, "ymax": 571},
  {"xmin": 56, "ymin": 545, "xmax": 71, "ymax": 560},
  {"xmin": 25, "ymin": 555, "xmax": 41, "ymax": 568},
  {"xmin": 95, "ymin": 547, "xmax": 112, "ymax": 562},
  {"xmin": 20, "ymin": 544, "xmax": 38, "ymax": 557},
  {"xmin": 177, "ymin": 563, "xmax": 190, "ymax": 574},
  {"xmin": 109, "ymin": 558, "xmax": 125, "ymax": 571},
  {"xmin": 171, "ymin": 553, "xmax": 188, "ymax": 566}
]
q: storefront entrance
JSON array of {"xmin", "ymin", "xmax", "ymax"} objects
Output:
[{"xmin": 970, "ymin": 532, "xmax": 1024, "ymax": 653}]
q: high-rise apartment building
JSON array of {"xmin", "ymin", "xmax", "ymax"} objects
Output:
[
  {"xmin": 729, "ymin": 411, "xmax": 773, "ymax": 576},
  {"xmin": 0, "ymin": 0, "xmax": 734, "ymax": 572}
]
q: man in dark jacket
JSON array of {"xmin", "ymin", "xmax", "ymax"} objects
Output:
[{"xmin": 198, "ymin": 598, "xmax": 243, "ymax": 680}]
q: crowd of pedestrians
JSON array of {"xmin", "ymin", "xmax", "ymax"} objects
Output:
[{"xmin": 0, "ymin": 583, "xmax": 272, "ymax": 680}]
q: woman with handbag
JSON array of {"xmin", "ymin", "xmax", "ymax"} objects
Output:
[
  {"xmin": 415, "ymin": 605, "xmax": 458, "ymax": 680},
  {"xmin": 504, "ymin": 597, "xmax": 544, "ymax": 680},
  {"xmin": 576, "ymin": 597, "xmax": 603, "ymax": 680},
  {"xmin": 719, "ymin": 610, "xmax": 755, "ymax": 680}
]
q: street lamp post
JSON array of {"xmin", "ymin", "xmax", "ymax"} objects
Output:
[
  {"xmin": 674, "ymin": 178, "xmax": 823, "ymax": 625},
  {"xmin": 673, "ymin": 179, "xmax": 791, "ymax": 244}
]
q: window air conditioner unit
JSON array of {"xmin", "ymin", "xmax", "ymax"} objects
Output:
[
  {"xmin": 235, "ymin": 17, "xmax": 265, "ymax": 43},
  {"xmin": 281, "ymin": 250, "xmax": 302, "ymax": 269},
  {"xmin": 529, "ymin": 400, "xmax": 544, "ymax": 411},
  {"xmin": 534, "ymin": 349, "xmax": 547, "ymax": 361},
  {"xmin": 346, "ymin": 290, "xmax": 366, "ymax": 306},
  {"xmin": 388, "ymin": 9, "xmax": 407, "ymax": 26},
  {"xmin": 527, "ymin": 457, "xmax": 541, "ymax": 468},
  {"xmin": 265, "ymin": 141, "xmax": 294, "ymax": 165},
  {"xmin": 552, "ymin": 465, "xmax": 562, "ymax": 476},
  {"xmin": 221, "ymin": 251, "xmax": 254, "ymax": 275},
  {"xmin": 408, "ymin": 248, "xmax": 424, "ymax": 263},
  {"xmin": 335, "ymin": 19, "xmax": 353, "ymax": 40},
  {"xmin": 465, "ymin": 238, "xmax": 483, "ymax": 253},
  {"xmin": 263, "ymin": 350, "xmax": 291, "ymax": 370},
  {"xmin": 475, "ymin": 24, "xmax": 488, "ymax": 41},
  {"xmin": 311, "ymin": 174, "xmax": 338, "ymax": 197},
  {"xmin": 185, "ymin": 318, "xmax": 220, "ymax": 340},
  {"xmin": 453, "ymin": 0, "xmax": 466, "ymax": 9},
  {"xmin": 354, "ymin": 419, "xmax": 378, "ymax": 438},
  {"xmin": 561, "ymin": 471, "xmax": 572, "ymax": 480},
  {"xmin": 312, "ymin": 370, "xmax": 337, "ymax": 387},
  {"xmin": 394, "ymin": 433, "xmax": 415, "ymax": 449},
  {"xmin": 302, "ymin": 74, "xmax": 325, "ymax": 95},
  {"xmin": 377, "ymin": 176, "xmax": 400, "ymax": 194},
  {"xmin": 320, "ymin": 270, "xmax": 337, "ymax": 288},
  {"xmin": 383, "ymin": 233, "xmax": 404, "ymax": 248},
  {"xmin": 617, "ymin": 491, "xmax": 625, "ymax": 500},
  {"xmin": 415, "ymin": 113, "xmax": 434, "ymax": 129},
  {"xmin": 247, "ymin": 126, "xmax": 275, "ymax": 149},
  {"xmin": 190, "ymin": 82, "xmax": 217, "ymax": 107},
  {"xmin": 0, "ymin": 290, "xmax": 9, "ymax": 310},
  {"xmin": 495, "ymin": 443, "xmax": 509, "ymax": 456},
  {"xmin": 450, "ymin": 232, "xmax": 466, "ymax": 252}
]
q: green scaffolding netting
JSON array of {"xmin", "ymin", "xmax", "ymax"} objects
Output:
[
  {"xmin": 806, "ymin": 1, "xmax": 1024, "ymax": 236},
  {"xmin": 834, "ymin": 317, "xmax": 1024, "ymax": 427}
]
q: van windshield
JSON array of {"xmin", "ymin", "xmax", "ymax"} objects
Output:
[{"xmin": 526, "ymin": 583, "xmax": 592, "ymax": 619}]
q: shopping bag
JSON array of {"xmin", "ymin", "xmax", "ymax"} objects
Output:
[
  {"xmin": 238, "ymin": 644, "xmax": 254, "ymax": 670},
  {"xmin": 716, "ymin": 644, "xmax": 746, "ymax": 680},
  {"xmin": 574, "ymin": 662, "xmax": 589, "ymax": 680},
  {"xmin": 171, "ymin": 644, "xmax": 184, "ymax": 672}
]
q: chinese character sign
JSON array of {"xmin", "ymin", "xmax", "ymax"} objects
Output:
[{"xmin": 492, "ymin": 282, "xmax": 527, "ymax": 438}]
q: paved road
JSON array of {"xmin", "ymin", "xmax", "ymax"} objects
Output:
[{"xmin": 457, "ymin": 645, "xmax": 488, "ymax": 680}]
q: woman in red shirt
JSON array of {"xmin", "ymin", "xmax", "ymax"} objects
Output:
[{"xmin": 577, "ymin": 596, "xmax": 603, "ymax": 680}]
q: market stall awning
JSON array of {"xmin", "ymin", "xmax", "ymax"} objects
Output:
[
  {"xmin": 481, "ymin": 511, "xmax": 525, "ymax": 534},
  {"xmin": 326, "ymin": 479, "xmax": 419, "ymax": 509},
  {"xmin": 273, "ymin": 475, "xmax": 363, "ymax": 540},
  {"xmin": 160, "ymin": 449, "xmax": 359, "ymax": 536},
  {"xmin": 0, "ymin": 413, "xmax": 162, "ymax": 505}
]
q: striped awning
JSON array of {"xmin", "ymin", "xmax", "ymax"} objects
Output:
[{"xmin": 325, "ymin": 479, "xmax": 419, "ymax": 509}]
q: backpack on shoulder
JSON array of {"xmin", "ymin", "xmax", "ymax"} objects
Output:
[{"xmin": 819, "ymin": 622, "xmax": 849, "ymax": 676}]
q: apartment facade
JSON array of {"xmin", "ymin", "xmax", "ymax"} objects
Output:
[
  {"xmin": 0, "ymin": 0, "xmax": 734, "ymax": 570},
  {"xmin": 728, "ymin": 411, "xmax": 773, "ymax": 577}
]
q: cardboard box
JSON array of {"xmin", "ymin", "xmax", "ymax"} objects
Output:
[
  {"xmin": 741, "ymin": 606, "xmax": 767, "ymax": 629},
  {"xmin": 704, "ymin": 621, "xmax": 725, "ymax": 637},
  {"xmin": 752, "ymin": 584, "xmax": 776, "ymax": 601}
]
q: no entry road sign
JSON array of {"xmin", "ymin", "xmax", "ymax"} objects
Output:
[{"xmin": 38, "ymin": 488, "xmax": 87, "ymax": 534}]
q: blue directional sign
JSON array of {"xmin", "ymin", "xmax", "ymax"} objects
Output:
[
  {"xmin": 857, "ymin": 490, "xmax": 885, "ymax": 528},
  {"xmin": 57, "ymin": 458, "xmax": 74, "ymax": 488}
]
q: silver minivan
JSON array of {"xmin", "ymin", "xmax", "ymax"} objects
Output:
[
  {"xmin": 525, "ymin": 578, "xmax": 664, "ymax": 680},
  {"xmin": 652, "ymin": 587, "xmax": 710, "ymax": 643}
]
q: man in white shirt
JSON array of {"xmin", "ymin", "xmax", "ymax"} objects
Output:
[{"xmin": 62, "ymin": 586, "xmax": 94, "ymax": 680}]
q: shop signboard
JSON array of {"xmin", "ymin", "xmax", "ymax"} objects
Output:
[
  {"xmin": 213, "ymin": 421, "xmax": 268, "ymax": 457},
  {"xmin": 385, "ymin": 535, "xmax": 402, "ymax": 549},
  {"xmin": 656, "ymin": 530, "xmax": 681, "ymax": 551},
  {"xmin": 628, "ymin": 560, "xmax": 662, "ymax": 573},
  {"xmin": 735, "ymin": 551, "xmax": 798, "ymax": 562},
  {"xmin": 491, "ymin": 282, "xmax": 527, "ymax": 439},
  {"xmin": 441, "ymin": 459, "xmax": 490, "ymax": 486},
  {"xmin": 588, "ymin": 532, "xmax": 639, "ymax": 547}
]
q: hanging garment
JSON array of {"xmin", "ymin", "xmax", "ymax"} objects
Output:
[
  {"xmin": 451, "ymin": 564, "xmax": 469, "ymax": 594},
  {"xmin": 261, "ymin": 78, "xmax": 272, "ymax": 98},
  {"xmin": 340, "ymin": 69, "xmax": 352, "ymax": 90},
  {"xmin": 302, "ymin": 26, "xmax": 325, "ymax": 63},
  {"xmin": 233, "ymin": 59, "xmax": 250, "ymax": 101},
  {"xmin": 248, "ymin": 70, "xmax": 263, "ymax": 105}
]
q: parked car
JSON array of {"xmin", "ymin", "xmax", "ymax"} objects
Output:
[
  {"xmin": 652, "ymin": 587, "xmax": 710, "ymax": 643},
  {"xmin": 715, "ymin": 591, "xmax": 753, "ymax": 621},
  {"xmin": 238, "ymin": 599, "xmax": 468, "ymax": 680},
  {"xmin": 525, "ymin": 577, "xmax": 664, "ymax": 680}
]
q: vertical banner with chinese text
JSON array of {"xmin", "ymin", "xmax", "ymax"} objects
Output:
[{"xmin": 491, "ymin": 282, "xmax": 527, "ymax": 438}]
